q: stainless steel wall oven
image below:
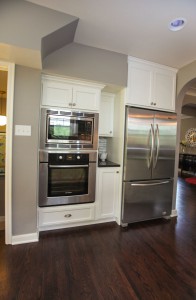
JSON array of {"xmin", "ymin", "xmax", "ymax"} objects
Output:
[
  {"xmin": 40, "ymin": 108, "xmax": 99, "ymax": 150},
  {"xmin": 39, "ymin": 151, "xmax": 97, "ymax": 207}
]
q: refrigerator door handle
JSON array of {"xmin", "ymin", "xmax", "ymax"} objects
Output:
[
  {"xmin": 147, "ymin": 124, "xmax": 154, "ymax": 169},
  {"xmin": 131, "ymin": 180, "xmax": 170, "ymax": 187},
  {"xmin": 153, "ymin": 124, "xmax": 160, "ymax": 169}
]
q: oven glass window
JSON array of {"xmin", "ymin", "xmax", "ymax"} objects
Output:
[
  {"xmin": 47, "ymin": 115, "xmax": 93, "ymax": 143},
  {"xmin": 48, "ymin": 166, "xmax": 88, "ymax": 197}
]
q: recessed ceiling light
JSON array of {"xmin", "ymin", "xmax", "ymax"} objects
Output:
[{"xmin": 169, "ymin": 18, "xmax": 187, "ymax": 31}]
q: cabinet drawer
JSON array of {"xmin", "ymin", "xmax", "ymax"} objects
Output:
[{"xmin": 39, "ymin": 205, "xmax": 94, "ymax": 227}]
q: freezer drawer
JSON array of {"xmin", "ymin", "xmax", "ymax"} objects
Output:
[{"xmin": 122, "ymin": 179, "xmax": 173, "ymax": 224}]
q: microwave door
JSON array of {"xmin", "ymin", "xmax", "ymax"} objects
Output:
[
  {"xmin": 40, "ymin": 108, "xmax": 99, "ymax": 150},
  {"xmin": 47, "ymin": 115, "xmax": 71, "ymax": 143},
  {"xmin": 71, "ymin": 118, "xmax": 78, "ymax": 138}
]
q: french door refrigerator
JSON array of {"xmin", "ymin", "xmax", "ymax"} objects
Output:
[{"xmin": 121, "ymin": 106, "xmax": 177, "ymax": 225}]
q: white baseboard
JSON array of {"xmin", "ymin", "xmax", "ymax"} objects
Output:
[
  {"xmin": 0, "ymin": 216, "xmax": 5, "ymax": 222},
  {"xmin": 170, "ymin": 209, "xmax": 178, "ymax": 217},
  {"xmin": 12, "ymin": 231, "xmax": 39, "ymax": 245}
]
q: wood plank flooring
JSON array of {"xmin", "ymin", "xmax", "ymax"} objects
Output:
[{"xmin": 0, "ymin": 177, "xmax": 195, "ymax": 300}]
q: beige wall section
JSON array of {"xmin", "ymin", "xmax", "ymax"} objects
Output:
[
  {"xmin": 12, "ymin": 66, "xmax": 41, "ymax": 235},
  {"xmin": 43, "ymin": 42, "xmax": 128, "ymax": 87},
  {"xmin": 180, "ymin": 117, "xmax": 196, "ymax": 141}
]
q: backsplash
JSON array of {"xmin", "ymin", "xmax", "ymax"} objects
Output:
[{"xmin": 98, "ymin": 137, "xmax": 107, "ymax": 154}]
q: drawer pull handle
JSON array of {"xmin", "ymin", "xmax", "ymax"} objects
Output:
[{"xmin": 64, "ymin": 214, "xmax": 72, "ymax": 218}]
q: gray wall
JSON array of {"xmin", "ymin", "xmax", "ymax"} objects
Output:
[
  {"xmin": 43, "ymin": 42, "xmax": 128, "ymax": 87},
  {"xmin": 12, "ymin": 66, "xmax": 41, "ymax": 235},
  {"xmin": 0, "ymin": 0, "xmax": 77, "ymax": 51}
]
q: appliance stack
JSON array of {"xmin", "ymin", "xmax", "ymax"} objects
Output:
[
  {"xmin": 39, "ymin": 108, "xmax": 99, "ymax": 207},
  {"xmin": 121, "ymin": 106, "xmax": 177, "ymax": 226}
]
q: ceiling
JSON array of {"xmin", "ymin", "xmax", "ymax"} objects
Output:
[{"xmin": 26, "ymin": 0, "xmax": 196, "ymax": 69}]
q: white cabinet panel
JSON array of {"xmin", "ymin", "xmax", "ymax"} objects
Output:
[
  {"xmin": 42, "ymin": 79, "xmax": 72, "ymax": 108},
  {"xmin": 96, "ymin": 167, "xmax": 120, "ymax": 220},
  {"xmin": 127, "ymin": 57, "xmax": 177, "ymax": 112},
  {"xmin": 127, "ymin": 63, "xmax": 152, "ymax": 107},
  {"xmin": 153, "ymin": 68, "xmax": 176, "ymax": 111},
  {"xmin": 99, "ymin": 93, "xmax": 114, "ymax": 137},
  {"xmin": 41, "ymin": 75, "xmax": 104, "ymax": 111},
  {"xmin": 73, "ymin": 85, "xmax": 100, "ymax": 111}
]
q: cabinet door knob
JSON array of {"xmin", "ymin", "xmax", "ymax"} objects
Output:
[
  {"xmin": 151, "ymin": 102, "xmax": 154, "ymax": 105},
  {"xmin": 64, "ymin": 214, "xmax": 72, "ymax": 218},
  {"xmin": 72, "ymin": 103, "xmax": 76, "ymax": 106},
  {"xmin": 109, "ymin": 131, "xmax": 112, "ymax": 134},
  {"xmin": 116, "ymin": 171, "xmax": 119, "ymax": 173},
  {"xmin": 154, "ymin": 102, "xmax": 156, "ymax": 106},
  {"xmin": 68, "ymin": 103, "xmax": 72, "ymax": 106}
]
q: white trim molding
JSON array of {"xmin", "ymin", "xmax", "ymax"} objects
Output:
[
  {"xmin": 0, "ymin": 61, "xmax": 15, "ymax": 245},
  {"xmin": 12, "ymin": 231, "xmax": 39, "ymax": 245},
  {"xmin": 171, "ymin": 209, "xmax": 178, "ymax": 217}
]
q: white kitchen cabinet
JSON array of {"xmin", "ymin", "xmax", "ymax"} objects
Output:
[
  {"xmin": 99, "ymin": 92, "xmax": 114, "ymax": 137},
  {"xmin": 41, "ymin": 75, "xmax": 104, "ymax": 111},
  {"xmin": 38, "ymin": 204, "xmax": 95, "ymax": 231},
  {"xmin": 96, "ymin": 167, "xmax": 120, "ymax": 221},
  {"xmin": 127, "ymin": 57, "xmax": 177, "ymax": 112}
]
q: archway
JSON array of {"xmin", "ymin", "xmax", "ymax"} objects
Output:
[{"xmin": 172, "ymin": 77, "xmax": 196, "ymax": 216}]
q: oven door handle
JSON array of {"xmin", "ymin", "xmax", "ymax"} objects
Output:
[{"xmin": 49, "ymin": 164, "xmax": 89, "ymax": 168}]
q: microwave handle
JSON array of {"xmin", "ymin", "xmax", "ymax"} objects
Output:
[{"xmin": 49, "ymin": 164, "xmax": 89, "ymax": 168}]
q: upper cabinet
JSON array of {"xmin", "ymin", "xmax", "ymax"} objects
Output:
[
  {"xmin": 126, "ymin": 57, "xmax": 177, "ymax": 112},
  {"xmin": 41, "ymin": 75, "xmax": 105, "ymax": 112},
  {"xmin": 99, "ymin": 92, "xmax": 114, "ymax": 137}
]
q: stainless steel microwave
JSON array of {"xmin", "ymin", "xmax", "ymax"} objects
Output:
[{"xmin": 40, "ymin": 108, "xmax": 99, "ymax": 150}]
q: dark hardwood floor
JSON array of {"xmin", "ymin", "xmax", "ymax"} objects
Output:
[{"xmin": 0, "ymin": 177, "xmax": 195, "ymax": 300}]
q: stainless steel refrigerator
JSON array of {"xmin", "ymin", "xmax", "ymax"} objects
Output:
[{"xmin": 121, "ymin": 106, "xmax": 177, "ymax": 225}]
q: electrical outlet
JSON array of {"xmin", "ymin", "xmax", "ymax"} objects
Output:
[{"xmin": 15, "ymin": 125, "xmax": 31, "ymax": 136}]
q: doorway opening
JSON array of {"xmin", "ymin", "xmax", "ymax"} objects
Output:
[
  {"xmin": 0, "ymin": 70, "xmax": 8, "ymax": 232},
  {"xmin": 178, "ymin": 83, "xmax": 196, "ymax": 179},
  {"xmin": 0, "ymin": 61, "xmax": 15, "ymax": 244}
]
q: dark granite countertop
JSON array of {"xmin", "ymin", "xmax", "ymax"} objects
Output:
[{"xmin": 98, "ymin": 160, "xmax": 120, "ymax": 167}]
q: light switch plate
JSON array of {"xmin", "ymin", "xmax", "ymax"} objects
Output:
[{"xmin": 15, "ymin": 125, "xmax": 31, "ymax": 136}]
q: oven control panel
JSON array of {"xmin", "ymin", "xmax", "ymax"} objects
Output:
[{"xmin": 48, "ymin": 153, "xmax": 89, "ymax": 165}]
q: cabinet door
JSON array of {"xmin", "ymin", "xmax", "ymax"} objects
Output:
[
  {"xmin": 72, "ymin": 85, "xmax": 100, "ymax": 111},
  {"xmin": 96, "ymin": 168, "xmax": 120, "ymax": 220},
  {"xmin": 152, "ymin": 67, "xmax": 176, "ymax": 111},
  {"xmin": 127, "ymin": 61, "xmax": 153, "ymax": 107},
  {"xmin": 99, "ymin": 93, "xmax": 114, "ymax": 136},
  {"xmin": 42, "ymin": 79, "xmax": 73, "ymax": 108},
  {"xmin": 127, "ymin": 58, "xmax": 177, "ymax": 112}
]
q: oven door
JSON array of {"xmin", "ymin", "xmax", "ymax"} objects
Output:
[{"xmin": 39, "ymin": 162, "xmax": 96, "ymax": 206}]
